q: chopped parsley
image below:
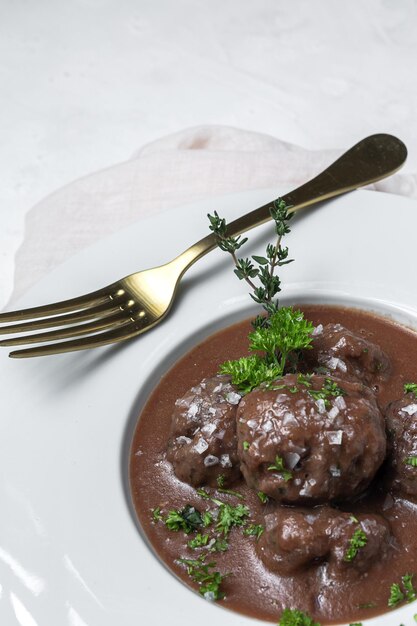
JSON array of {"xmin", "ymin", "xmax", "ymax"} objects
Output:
[
  {"xmin": 196, "ymin": 488, "xmax": 211, "ymax": 499},
  {"xmin": 278, "ymin": 608, "xmax": 320, "ymax": 625},
  {"xmin": 178, "ymin": 554, "xmax": 228, "ymax": 601},
  {"xmin": 216, "ymin": 474, "xmax": 225, "ymax": 488},
  {"xmin": 217, "ymin": 487, "xmax": 245, "ymax": 499},
  {"xmin": 388, "ymin": 574, "xmax": 416, "ymax": 607},
  {"xmin": 257, "ymin": 491, "xmax": 269, "ymax": 504},
  {"xmin": 243, "ymin": 440, "xmax": 250, "ymax": 450},
  {"xmin": 403, "ymin": 573, "xmax": 417, "ymax": 602},
  {"xmin": 243, "ymin": 524, "xmax": 264, "ymax": 539},
  {"xmin": 357, "ymin": 602, "xmax": 376, "ymax": 609},
  {"xmin": 404, "ymin": 382, "xmax": 417, "ymax": 395},
  {"xmin": 268, "ymin": 455, "xmax": 293, "ymax": 481},
  {"xmin": 309, "ymin": 378, "xmax": 346, "ymax": 409},
  {"xmin": 212, "ymin": 500, "xmax": 250, "ymax": 536},
  {"xmin": 187, "ymin": 533, "xmax": 210, "ymax": 549},
  {"xmin": 388, "ymin": 583, "xmax": 405, "ymax": 607},
  {"xmin": 151, "ymin": 506, "xmax": 163, "ymax": 522},
  {"xmin": 344, "ymin": 527, "xmax": 368, "ymax": 562},
  {"xmin": 202, "ymin": 511, "xmax": 213, "ymax": 527},
  {"xmin": 208, "ymin": 537, "xmax": 229, "ymax": 552},
  {"xmin": 405, "ymin": 457, "xmax": 417, "ymax": 467},
  {"xmin": 165, "ymin": 505, "xmax": 204, "ymax": 534}
]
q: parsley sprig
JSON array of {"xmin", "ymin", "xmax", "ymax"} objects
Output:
[{"xmin": 219, "ymin": 308, "xmax": 314, "ymax": 393}]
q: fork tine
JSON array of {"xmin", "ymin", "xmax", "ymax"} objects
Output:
[
  {"xmin": 0, "ymin": 300, "xmax": 125, "ymax": 334},
  {"xmin": 0, "ymin": 310, "xmax": 131, "ymax": 346},
  {"xmin": 0, "ymin": 287, "xmax": 117, "ymax": 323},
  {"xmin": 8, "ymin": 318, "xmax": 154, "ymax": 358}
]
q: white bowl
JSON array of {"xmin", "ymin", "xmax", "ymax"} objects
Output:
[{"xmin": 1, "ymin": 188, "xmax": 417, "ymax": 626}]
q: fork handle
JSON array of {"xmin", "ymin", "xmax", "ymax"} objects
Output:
[{"xmin": 173, "ymin": 133, "xmax": 406, "ymax": 274}]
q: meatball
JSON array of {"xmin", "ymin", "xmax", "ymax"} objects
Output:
[
  {"xmin": 166, "ymin": 375, "xmax": 242, "ymax": 487},
  {"xmin": 237, "ymin": 373, "xmax": 386, "ymax": 502},
  {"xmin": 329, "ymin": 512, "xmax": 391, "ymax": 574},
  {"xmin": 257, "ymin": 508, "xmax": 330, "ymax": 575},
  {"xmin": 258, "ymin": 507, "xmax": 391, "ymax": 576},
  {"xmin": 304, "ymin": 323, "xmax": 391, "ymax": 387},
  {"xmin": 385, "ymin": 392, "xmax": 417, "ymax": 498}
]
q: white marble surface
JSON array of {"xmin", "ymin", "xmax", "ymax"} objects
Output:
[{"xmin": 1, "ymin": 0, "xmax": 417, "ymax": 308}]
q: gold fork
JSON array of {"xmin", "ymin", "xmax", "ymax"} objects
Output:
[{"xmin": 0, "ymin": 133, "xmax": 407, "ymax": 358}]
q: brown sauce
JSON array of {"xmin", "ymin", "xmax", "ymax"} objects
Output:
[{"xmin": 129, "ymin": 305, "xmax": 417, "ymax": 624}]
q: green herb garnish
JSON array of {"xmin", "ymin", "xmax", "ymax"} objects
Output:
[
  {"xmin": 405, "ymin": 457, "xmax": 417, "ymax": 467},
  {"xmin": 211, "ymin": 500, "xmax": 250, "ymax": 536},
  {"xmin": 267, "ymin": 455, "xmax": 293, "ymax": 481},
  {"xmin": 178, "ymin": 554, "xmax": 228, "ymax": 600},
  {"xmin": 208, "ymin": 198, "xmax": 293, "ymax": 323},
  {"xmin": 219, "ymin": 355, "xmax": 282, "ymax": 394},
  {"xmin": 196, "ymin": 488, "xmax": 211, "ymax": 499},
  {"xmin": 257, "ymin": 491, "xmax": 269, "ymax": 504},
  {"xmin": 387, "ymin": 574, "xmax": 416, "ymax": 607},
  {"xmin": 187, "ymin": 533, "xmax": 210, "ymax": 549},
  {"xmin": 243, "ymin": 440, "xmax": 250, "ymax": 451},
  {"xmin": 218, "ymin": 488, "xmax": 245, "ymax": 499},
  {"xmin": 357, "ymin": 602, "xmax": 376, "ymax": 609},
  {"xmin": 278, "ymin": 608, "xmax": 320, "ymax": 625},
  {"xmin": 165, "ymin": 505, "xmax": 204, "ymax": 534},
  {"xmin": 402, "ymin": 573, "xmax": 417, "ymax": 602},
  {"xmin": 309, "ymin": 378, "xmax": 346, "ymax": 409},
  {"xmin": 404, "ymin": 382, "xmax": 417, "ymax": 395},
  {"xmin": 208, "ymin": 537, "xmax": 229, "ymax": 552},
  {"xmin": 151, "ymin": 506, "xmax": 163, "ymax": 522},
  {"xmin": 209, "ymin": 202, "xmax": 314, "ymax": 393},
  {"xmin": 243, "ymin": 524, "xmax": 264, "ymax": 539},
  {"xmin": 344, "ymin": 527, "xmax": 368, "ymax": 562},
  {"xmin": 388, "ymin": 582, "xmax": 405, "ymax": 607},
  {"xmin": 216, "ymin": 474, "xmax": 225, "ymax": 488},
  {"xmin": 202, "ymin": 511, "xmax": 213, "ymax": 527}
]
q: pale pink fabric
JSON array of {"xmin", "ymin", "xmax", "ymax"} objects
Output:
[{"xmin": 12, "ymin": 126, "xmax": 417, "ymax": 302}]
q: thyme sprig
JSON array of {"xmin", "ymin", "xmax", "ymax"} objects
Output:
[{"xmin": 208, "ymin": 198, "xmax": 293, "ymax": 326}]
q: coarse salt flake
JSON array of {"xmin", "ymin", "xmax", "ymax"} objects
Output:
[
  {"xmin": 202, "ymin": 423, "xmax": 216, "ymax": 436},
  {"xmin": 402, "ymin": 403, "xmax": 417, "ymax": 416},
  {"xmin": 316, "ymin": 398, "xmax": 326, "ymax": 414},
  {"xmin": 194, "ymin": 438, "xmax": 209, "ymax": 454},
  {"xmin": 220, "ymin": 453, "xmax": 232, "ymax": 468},
  {"xmin": 335, "ymin": 396, "xmax": 346, "ymax": 410},
  {"xmin": 187, "ymin": 403, "xmax": 199, "ymax": 418},
  {"xmin": 226, "ymin": 391, "xmax": 241, "ymax": 405},
  {"xmin": 328, "ymin": 405, "xmax": 339, "ymax": 420},
  {"xmin": 204, "ymin": 454, "xmax": 219, "ymax": 467},
  {"xmin": 176, "ymin": 436, "xmax": 192, "ymax": 445},
  {"xmin": 312, "ymin": 324, "xmax": 323, "ymax": 336},
  {"xmin": 326, "ymin": 430, "xmax": 343, "ymax": 445}
]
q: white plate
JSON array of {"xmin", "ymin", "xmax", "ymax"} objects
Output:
[{"xmin": 1, "ymin": 188, "xmax": 417, "ymax": 626}]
